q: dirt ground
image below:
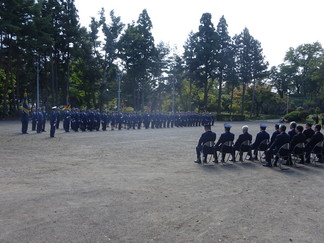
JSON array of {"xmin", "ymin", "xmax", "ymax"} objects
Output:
[{"xmin": 0, "ymin": 120, "xmax": 323, "ymax": 243}]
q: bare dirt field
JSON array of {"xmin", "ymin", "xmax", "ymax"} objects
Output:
[{"xmin": 0, "ymin": 120, "xmax": 323, "ymax": 243}]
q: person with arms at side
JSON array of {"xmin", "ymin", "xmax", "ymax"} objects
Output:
[
  {"xmin": 50, "ymin": 106, "xmax": 59, "ymax": 138},
  {"xmin": 195, "ymin": 124, "xmax": 216, "ymax": 164},
  {"xmin": 268, "ymin": 123, "xmax": 280, "ymax": 148}
]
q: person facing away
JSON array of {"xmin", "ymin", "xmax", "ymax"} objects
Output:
[
  {"xmin": 214, "ymin": 123, "xmax": 235, "ymax": 163},
  {"xmin": 234, "ymin": 125, "xmax": 253, "ymax": 161},
  {"xmin": 303, "ymin": 122, "xmax": 315, "ymax": 142},
  {"xmin": 268, "ymin": 123, "xmax": 281, "ymax": 148},
  {"xmin": 288, "ymin": 121, "xmax": 297, "ymax": 140},
  {"xmin": 290, "ymin": 125, "xmax": 306, "ymax": 163},
  {"xmin": 250, "ymin": 124, "xmax": 270, "ymax": 160},
  {"xmin": 305, "ymin": 124, "xmax": 324, "ymax": 163},
  {"xmin": 263, "ymin": 124, "xmax": 290, "ymax": 167},
  {"xmin": 194, "ymin": 124, "xmax": 216, "ymax": 164}
]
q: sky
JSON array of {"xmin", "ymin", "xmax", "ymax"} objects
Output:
[{"xmin": 74, "ymin": 0, "xmax": 324, "ymax": 67}]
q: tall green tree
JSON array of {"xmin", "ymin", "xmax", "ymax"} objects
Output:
[{"xmin": 183, "ymin": 13, "xmax": 218, "ymax": 111}]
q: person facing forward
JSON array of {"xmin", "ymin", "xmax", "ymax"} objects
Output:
[
  {"xmin": 233, "ymin": 125, "xmax": 253, "ymax": 162},
  {"xmin": 214, "ymin": 123, "xmax": 235, "ymax": 163},
  {"xmin": 194, "ymin": 124, "xmax": 216, "ymax": 164}
]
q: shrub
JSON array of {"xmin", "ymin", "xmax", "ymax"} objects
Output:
[{"xmin": 284, "ymin": 110, "xmax": 309, "ymax": 122}]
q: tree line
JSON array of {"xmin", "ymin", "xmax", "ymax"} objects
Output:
[{"xmin": 1, "ymin": 0, "xmax": 324, "ymax": 118}]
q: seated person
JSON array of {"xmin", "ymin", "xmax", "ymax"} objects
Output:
[
  {"xmin": 290, "ymin": 125, "xmax": 306, "ymax": 163},
  {"xmin": 214, "ymin": 123, "xmax": 235, "ymax": 162},
  {"xmin": 288, "ymin": 121, "xmax": 297, "ymax": 140},
  {"xmin": 305, "ymin": 124, "xmax": 324, "ymax": 163},
  {"xmin": 251, "ymin": 124, "xmax": 270, "ymax": 160},
  {"xmin": 195, "ymin": 124, "xmax": 216, "ymax": 164},
  {"xmin": 303, "ymin": 122, "xmax": 315, "ymax": 143},
  {"xmin": 268, "ymin": 123, "xmax": 281, "ymax": 148},
  {"xmin": 263, "ymin": 124, "xmax": 290, "ymax": 167},
  {"xmin": 234, "ymin": 125, "xmax": 253, "ymax": 161}
]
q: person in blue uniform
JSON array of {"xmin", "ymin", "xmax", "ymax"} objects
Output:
[
  {"xmin": 233, "ymin": 125, "xmax": 253, "ymax": 161},
  {"xmin": 63, "ymin": 108, "xmax": 71, "ymax": 132},
  {"xmin": 50, "ymin": 106, "xmax": 59, "ymax": 137},
  {"xmin": 251, "ymin": 124, "xmax": 270, "ymax": 160},
  {"xmin": 214, "ymin": 123, "xmax": 235, "ymax": 163},
  {"xmin": 31, "ymin": 107, "xmax": 37, "ymax": 131},
  {"xmin": 305, "ymin": 124, "xmax": 324, "ymax": 163},
  {"xmin": 268, "ymin": 123, "xmax": 281, "ymax": 148},
  {"xmin": 194, "ymin": 124, "xmax": 216, "ymax": 164},
  {"xmin": 288, "ymin": 121, "xmax": 297, "ymax": 140},
  {"xmin": 41, "ymin": 106, "xmax": 47, "ymax": 132},
  {"xmin": 36, "ymin": 107, "xmax": 44, "ymax": 133},
  {"xmin": 263, "ymin": 124, "xmax": 290, "ymax": 167}
]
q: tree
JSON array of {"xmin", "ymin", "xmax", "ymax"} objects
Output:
[{"xmin": 183, "ymin": 13, "xmax": 218, "ymax": 111}]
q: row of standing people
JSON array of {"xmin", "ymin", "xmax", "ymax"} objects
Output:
[
  {"xmin": 21, "ymin": 106, "xmax": 214, "ymax": 137},
  {"xmin": 195, "ymin": 121, "xmax": 324, "ymax": 165}
]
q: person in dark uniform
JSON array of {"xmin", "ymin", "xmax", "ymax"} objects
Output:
[
  {"xmin": 31, "ymin": 107, "xmax": 37, "ymax": 131},
  {"xmin": 194, "ymin": 124, "xmax": 216, "ymax": 164},
  {"xmin": 251, "ymin": 124, "xmax": 270, "ymax": 160},
  {"xmin": 263, "ymin": 124, "xmax": 290, "ymax": 167},
  {"xmin": 290, "ymin": 125, "xmax": 306, "ymax": 164},
  {"xmin": 55, "ymin": 107, "xmax": 61, "ymax": 129},
  {"xmin": 288, "ymin": 121, "xmax": 297, "ymax": 140},
  {"xmin": 20, "ymin": 103, "xmax": 30, "ymax": 134},
  {"xmin": 234, "ymin": 125, "xmax": 253, "ymax": 161},
  {"xmin": 305, "ymin": 124, "xmax": 324, "ymax": 163},
  {"xmin": 50, "ymin": 106, "xmax": 58, "ymax": 137},
  {"xmin": 303, "ymin": 122, "xmax": 315, "ymax": 142},
  {"xmin": 63, "ymin": 108, "xmax": 71, "ymax": 132},
  {"xmin": 214, "ymin": 123, "xmax": 235, "ymax": 163},
  {"xmin": 36, "ymin": 107, "xmax": 44, "ymax": 133},
  {"xmin": 268, "ymin": 123, "xmax": 280, "ymax": 148},
  {"xmin": 41, "ymin": 106, "xmax": 47, "ymax": 132}
]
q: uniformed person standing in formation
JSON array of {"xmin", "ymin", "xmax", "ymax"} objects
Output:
[
  {"xmin": 42, "ymin": 106, "xmax": 47, "ymax": 132},
  {"xmin": 36, "ymin": 107, "xmax": 44, "ymax": 133},
  {"xmin": 50, "ymin": 106, "xmax": 59, "ymax": 137},
  {"xmin": 20, "ymin": 103, "xmax": 30, "ymax": 134}
]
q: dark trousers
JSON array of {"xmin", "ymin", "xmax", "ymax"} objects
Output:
[
  {"xmin": 50, "ymin": 124, "xmax": 56, "ymax": 137},
  {"xmin": 21, "ymin": 120, "xmax": 28, "ymax": 134},
  {"xmin": 37, "ymin": 121, "xmax": 42, "ymax": 133}
]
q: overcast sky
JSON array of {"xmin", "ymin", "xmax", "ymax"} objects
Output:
[{"xmin": 74, "ymin": 0, "xmax": 324, "ymax": 67}]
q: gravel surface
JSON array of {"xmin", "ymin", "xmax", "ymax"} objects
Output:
[{"xmin": 0, "ymin": 120, "xmax": 323, "ymax": 243}]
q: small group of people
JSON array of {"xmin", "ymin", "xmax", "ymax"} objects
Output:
[{"xmin": 195, "ymin": 121, "xmax": 324, "ymax": 167}]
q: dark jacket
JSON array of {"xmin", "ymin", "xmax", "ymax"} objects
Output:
[
  {"xmin": 269, "ymin": 132, "xmax": 290, "ymax": 152},
  {"xmin": 234, "ymin": 132, "xmax": 252, "ymax": 150},
  {"xmin": 251, "ymin": 130, "xmax": 270, "ymax": 149},
  {"xmin": 216, "ymin": 132, "xmax": 235, "ymax": 147},
  {"xmin": 198, "ymin": 130, "xmax": 216, "ymax": 146}
]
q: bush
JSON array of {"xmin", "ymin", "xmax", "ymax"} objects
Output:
[{"xmin": 284, "ymin": 110, "xmax": 309, "ymax": 122}]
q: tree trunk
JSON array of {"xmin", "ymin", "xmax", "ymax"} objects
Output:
[
  {"xmin": 217, "ymin": 71, "xmax": 223, "ymax": 115},
  {"xmin": 241, "ymin": 83, "xmax": 246, "ymax": 115},
  {"xmin": 229, "ymin": 83, "xmax": 234, "ymax": 116}
]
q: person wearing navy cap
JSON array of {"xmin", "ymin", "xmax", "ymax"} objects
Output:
[
  {"xmin": 251, "ymin": 124, "xmax": 270, "ymax": 160},
  {"xmin": 194, "ymin": 124, "xmax": 216, "ymax": 164},
  {"xmin": 214, "ymin": 123, "xmax": 235, "ymax": 162}
]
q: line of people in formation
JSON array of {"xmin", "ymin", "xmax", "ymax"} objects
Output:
[
  {"xmin": 20, "ymin": 105, "xmax": 215, "ymax": 137},
  {"xmin": 195, "ymin": 121, "xmax": 324, "ymax": 166}
]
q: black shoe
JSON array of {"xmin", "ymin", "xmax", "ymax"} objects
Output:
[
  {"xmin": 239, "ymin": 157, "xmax": 243, "ymax": 162},
  {"xmin": 202, "ymin": 159, "xmax": 207, "ymax": 163},
  {"xmin": 262, "ymin": 162, "xmax": 272, "ymax": 167},
  {"xmin": 212, "ymin": 159, "xmax": 218, "ymax": 163},
  {"xmin": 194, "ymin": 159, "xmax": 201, "ymax": 164}
]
